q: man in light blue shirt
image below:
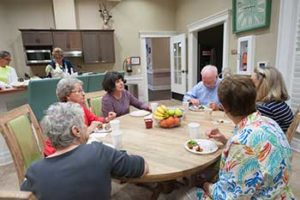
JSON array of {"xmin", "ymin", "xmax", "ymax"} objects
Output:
[{"xmin": 183, "ymin": 65, "xmax": 221, "ymax": 110}]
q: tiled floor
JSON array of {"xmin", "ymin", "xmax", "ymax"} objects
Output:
[{"xmin": 1, "ymin": 151, "xmax": 300, "ymax": 199}]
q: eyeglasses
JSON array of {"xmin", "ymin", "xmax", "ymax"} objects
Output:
[
  {"xmin": 2, "ymin": 57, "xmax": 11, "ymax": 61},
  {"xmin": 71, "ymin": 89, "xmax": 85, "ymax": 94}
]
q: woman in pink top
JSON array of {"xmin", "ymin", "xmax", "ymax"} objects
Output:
[{"xmin": 102, "ymin": 71, "xmax": 150, "ymax": 117}]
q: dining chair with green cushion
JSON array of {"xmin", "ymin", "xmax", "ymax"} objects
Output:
[
  {"xmin": 0, "ymin": 104, "xmax": 45, "ymax": 185},
  {"xmin": 90, "ymin": 96, "xmax": 103, "ymax": 117},
  {"xmin": 85, "ymin": 90, "xmax": 106, "ymax": 117}
]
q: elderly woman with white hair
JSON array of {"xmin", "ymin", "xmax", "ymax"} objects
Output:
[
  {"xmin": 44, "ymin": 77, "xmax": 116, "ymax": 156},
  {"xmin": 21, "ymin": 102, "xmax": 149, "ymax": 200}
]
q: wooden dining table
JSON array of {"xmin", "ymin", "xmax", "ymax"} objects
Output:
[{"xmin": 99, "ymin": 100, "xmax": 235, "ymax": 198}]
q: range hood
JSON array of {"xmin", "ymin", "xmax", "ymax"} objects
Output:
[{"xmin": 63, "ymin": 51, "xmax": 82, "ymax": 57}]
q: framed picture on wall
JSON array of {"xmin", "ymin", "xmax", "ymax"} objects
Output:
[{"xmin": 237, "ymin": 35, "xmax": 255, "ymax": 75}]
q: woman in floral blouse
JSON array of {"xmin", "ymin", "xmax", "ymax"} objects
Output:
[{"xmin": 185, "ymin": 75, "xmax": 294, "ymax": 199}]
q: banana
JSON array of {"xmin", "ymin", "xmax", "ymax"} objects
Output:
[
  {"xmin": 160, "ymin": 105, "xmax": 168, "ymax": 112},
  {"xmin": 156, "ymin": 107, "xmax": 166, "ymax": 115},
  {"xmin": 154, "ymin": 115, "xmax": 164, "ymax": 120},
  {"xmin": 154, "ymin": 111, "xmax": 164, "ymax": 117}
]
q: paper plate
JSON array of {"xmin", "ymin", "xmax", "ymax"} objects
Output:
[
  {"xmin": 184, "ymin": 139, "xmax": 218, "ymax": 155},
  {"xmin": 130, "ymin": 110, "xmax": 151, "ymax": 117},
  {"xmin": 189, "ymin": 105, "xmax": 209, "ymax": 112}
]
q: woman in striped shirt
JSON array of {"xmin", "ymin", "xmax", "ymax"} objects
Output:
[{"xmin": 251, "ymin": 66, "xmax": 294, "ymax": 132}]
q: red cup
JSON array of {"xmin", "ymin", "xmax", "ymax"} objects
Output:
[{"xmin": 144, "ymin": 119, "xmax": 153, "ymax": 129}]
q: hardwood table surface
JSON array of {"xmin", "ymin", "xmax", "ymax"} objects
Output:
[{"xmin": 100, "ymin": 100, "xmax": 234, "ymax": 183}]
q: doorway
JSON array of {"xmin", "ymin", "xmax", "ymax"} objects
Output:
[
  {"xmin": 187, "ymin": 10, "xmax": 230, "ymax": 90},
  {"xmin": 146, "ymin": 38, "xmax": 171, "ymax": 101},
  {"xmin": 197, "ymin": 24, "xmax": 223, "ymax": 82}
]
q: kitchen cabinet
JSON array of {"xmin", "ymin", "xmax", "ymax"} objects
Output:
[
  {"xmin": 21, "ymin": 31, "xmax": 53, "ymax": 46},
  {"xmin": 82, "ymin": 30, "xmax": 115, "ymax": 64},
  {"xmin": 52, "ymin": 31, "xmax": 82, "ymax": 51}
]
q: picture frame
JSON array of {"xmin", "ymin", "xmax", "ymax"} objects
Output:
[
  {"xmin": 130, "ymin": 56, "xmax": 141, "ymax": 65},
  {"xmin": 232, "ymin": 0, "xmax": 272, "ymax": 33},
  {"xmin": 237, "ymin": 35, "xmax": 255, "ymax": 75}
]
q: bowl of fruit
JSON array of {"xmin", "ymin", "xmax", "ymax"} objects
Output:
[{"xmin": 153, "ymin": 105, "xmax": 184, "ymax": 128}]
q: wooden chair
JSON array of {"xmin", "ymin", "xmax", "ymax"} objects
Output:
[
  {"xmin": 0, "ymin": 104, "xmax": 45, "ymax": 185},
  {"xmin": 286, "ymin": 109, "xmax": 300, "ymax": 144},
  {"xmin": 0, "ymin": 190, "xmax": 36, "ymax": 200},
  {"xmin": 85, "ymin": 90, "xmax": 106, "ymax": 117}
]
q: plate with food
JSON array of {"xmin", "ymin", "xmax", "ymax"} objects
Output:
[
  {"xmin": 184, "ymin": 139, "xmax": 218, "ymax": 155},
  {"xmin": 189, "ymin": 105, "xmax": 209, "ymax": 112},
  {"xmin": 130, "ymin": 110, "xmax": 151, "ymax": 117},
  {"xmin": 93, "ymin": 123, "xmax": 112, "ymax": 134}
]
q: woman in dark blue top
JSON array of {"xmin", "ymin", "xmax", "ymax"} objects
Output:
[{"xmin": 251, "ymin": 66, "xmax": 294, "ymax": 132}]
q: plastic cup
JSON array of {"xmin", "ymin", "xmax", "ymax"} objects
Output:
[
  {"xmin": 188, "ymin": 122, "xmax": 200, "ymax": 139},
  {"xmin": 144, "ymin": 118, "xmax": 153, "ymax": 129},
  {"xmin": 110, "ymin": 119, "xmax": 120, "ymax": 131},
  {"xmin": 111, "ymin": 130, "xmax": 122, "ymax": 150},
  {"xmin": 204, "ymin": 108, "xmax": 213, "ymax": 120},
  {"xmin": 182, "ymin": 101, "xmax": 189, "ymax": 113},
  {"xmin": 150, "ymin": 102, "xmax": 158, "ymax": 112}
]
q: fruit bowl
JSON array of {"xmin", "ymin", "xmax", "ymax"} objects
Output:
[
  {"xmin": 153, "ymin": 105, "xmax": 184, "ymax": 129},
  {"xmin": 157, "ymin": 116, "xmax": 182, "ymax": 128}
]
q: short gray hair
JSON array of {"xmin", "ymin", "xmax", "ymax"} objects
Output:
[
  {"xmin": 0, "ymin": 50, "xmax": 11, "ymax": 59},
  {"xmin": 201, "ymin": 65, "xmax": 218, "ymax": 76},
  {"xmin": 56, "ymin": 78, "xmax": 83, "ymax": 102},
  {"xmin": 41, "ymin": 102, "xmax": 85, "ymax": 148}
]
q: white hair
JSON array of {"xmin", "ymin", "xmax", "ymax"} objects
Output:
[{"xmin": 201, "ymin": 65, "xmax": 218, "ymax": 77}]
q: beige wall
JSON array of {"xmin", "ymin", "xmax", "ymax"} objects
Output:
[
  {"xmin": 1, "ymin": 0, "xmax": 54, "ymax": 77},
  {"xmin": 1, "ymin": 0, "xmax": 279, "ymax": 77},
  {"xmin": 76, "ymin": 0, "xmax": 176, "ymax": 73},
  {"xmin": 175, "ymin": 0, "xmax": 280, "ymax": 73},
  {"xmin": 151, "ymin": 38, "xmax": 170, "ymax": 69}
]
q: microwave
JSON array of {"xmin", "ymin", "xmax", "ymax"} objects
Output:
[{"xmin": 25, "ymin": 49, "xmax": 52, "ymax": 64}]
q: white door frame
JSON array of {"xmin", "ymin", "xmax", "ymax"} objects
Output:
[
  {"xmin": 187, "ymin": 10, "xmax": 230, "ymax": 90},
  {"xmin": 275, "ymin": 0, "xmax": 299, "ymax": 96},
  {"xmin": 139, "ymin": 31, "xmax": 177, "ymax": 101}
]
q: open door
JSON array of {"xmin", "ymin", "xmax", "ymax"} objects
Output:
[{"xmin": 170, "ymin": 34, "xmax": 187, "ymax": 95}]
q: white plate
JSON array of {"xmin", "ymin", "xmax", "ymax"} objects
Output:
[
  {"xmin": 103, "ymin": 143, "xmax": 114, "ymax": 148},
  {"xmin": 184, "ymin": 139, "xmax": 218, "ymax": 155},
  {"xmin": 189, "ymin": 105, "xmax": 209, "ymax": 112},
  {"xmin": 130, "ymin": 110, "xmax": 151, "ymax": 117}
]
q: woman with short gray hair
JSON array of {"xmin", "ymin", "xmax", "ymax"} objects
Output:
[
  {"xmin": 0, "ymin": 50, "xmax": 18, "ymax": 85},
  {"xmin": 21, "ymin": 102, "xmax": 149, "ymax": 200},
  {"xmin": 43, "ymin": 77, "xmax": 116, "ymax": 156}
]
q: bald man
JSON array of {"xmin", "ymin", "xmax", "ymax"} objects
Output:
[{"xmin": 183, "ymin": 65, "xmax": 221, "ymax": 110}]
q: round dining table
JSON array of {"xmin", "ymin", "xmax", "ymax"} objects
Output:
[{"xmin": 99, "ymin": 100, "xmax": 234, "ymax": 182}]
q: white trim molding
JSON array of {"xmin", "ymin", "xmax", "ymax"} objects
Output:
[
  {"xmin": 275, "ymin": 0, "xmax": 299, "ymax": 94},
  {"xmin": 139, "ymin": 31, "xmax": 177, "ymax": 101},
  {"xmin": 187, "ymin": 9, "xmax": 230, "ymax": 90}
]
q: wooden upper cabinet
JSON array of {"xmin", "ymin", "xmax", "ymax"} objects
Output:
[
  {"xmin": 99, "ymin": 31, "xmax": 115, "ymax": 63},
  {"xmin": 82, "ymin": 30, "xmax": 115, "ymax": 64},
  {"xmin": 21, "ymin": 31, "xmax": 53, "ymax": 46},
  {"xmin": 52, "ymin": 31, "xmax": 82, "ymax": 51}
]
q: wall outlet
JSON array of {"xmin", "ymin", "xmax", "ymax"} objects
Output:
[{"xmin": 257, "ymin": 61, "xmax": 269, "ymax": 68}]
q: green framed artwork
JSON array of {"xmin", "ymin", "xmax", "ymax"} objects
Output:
[{"xmin": 232, "ymin": 0, "xmax": 272, "ymax": 33}]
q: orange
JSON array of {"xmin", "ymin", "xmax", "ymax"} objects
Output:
[
  {"xmin": 173, "ymin": 117, "xmax": 180, "ymax": 126},
  {"xmin": 166, "ymin": 117, "xmax": 175, "ymax": 128},
  {"xmin": 160, "ymin": 119, "xmax": 168, "ymax": 128}
]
